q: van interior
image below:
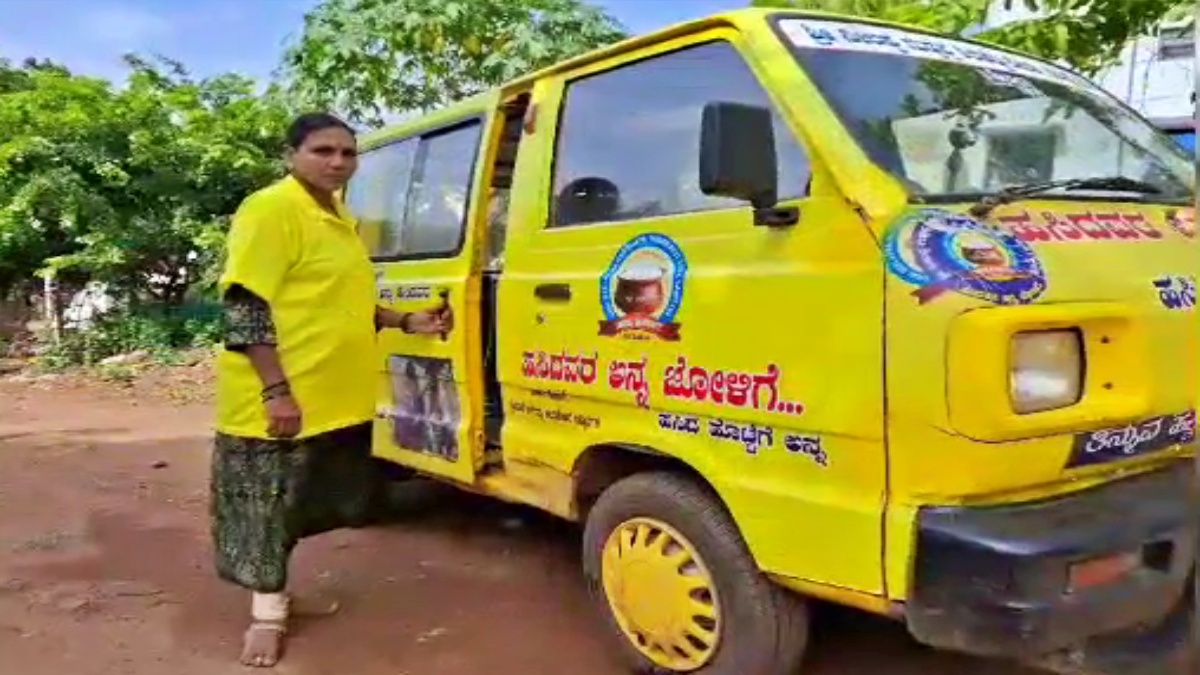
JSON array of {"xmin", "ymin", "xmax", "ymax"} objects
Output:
[{"xmin": 481, "ymin": 92, "xmax": 531, "ymax": 465}]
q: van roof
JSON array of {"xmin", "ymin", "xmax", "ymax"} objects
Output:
[{"xmin": 360, "ymin": 7, "xmax": 1086, "ymax": 148}]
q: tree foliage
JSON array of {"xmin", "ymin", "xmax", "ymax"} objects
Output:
[
  {"xmin": 280, "ymin": 0, "xmax": 628, "ymax": 125},
  {"xmin": 0, "ymin": 57, "xmax": 69, "ymax": 94},
  {"xmin": 751, "ymin": 0, "xmax": 1193, "ymax": 75},
  {"xmin": 0, "ymin": 56, "xmax": 291, "ymax": 302}
]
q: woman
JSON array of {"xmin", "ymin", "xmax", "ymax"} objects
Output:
[{"xmin": 211, "ymin": 112, "xmax": 452, "ymax": 668}]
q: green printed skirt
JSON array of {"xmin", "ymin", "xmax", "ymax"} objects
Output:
[{"xmin": 209, "ymin": 423, "xmax": 386, "ymax": 593}]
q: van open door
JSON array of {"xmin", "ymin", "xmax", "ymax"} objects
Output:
[{"xmin": 346, "ymin": 115, "xmax": 491, "ymax": 485}]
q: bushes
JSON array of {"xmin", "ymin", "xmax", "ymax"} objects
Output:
[{"xmin": 40, "ymin": 301, "xmax": 222, "ymax": 369}]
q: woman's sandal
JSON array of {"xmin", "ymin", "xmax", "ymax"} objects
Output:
[{"xmin": 241, "ymin": 620, "xmax": 287, "ymax": 668}]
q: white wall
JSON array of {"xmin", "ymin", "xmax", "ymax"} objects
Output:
[
  {"xmin": 983, "ymin": 1, "xmax": 1194, "ymax": 120},
  {"xmin": 1094, "ymin": 36, "xmax": 1193, "ymax": 120}
]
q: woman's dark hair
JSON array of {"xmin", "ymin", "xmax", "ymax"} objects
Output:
[{"xmin": 286, "ymin": 112, "xmax": 355, "ymax": 150}]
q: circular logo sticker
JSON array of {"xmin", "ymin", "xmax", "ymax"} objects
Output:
[
  {"xmin": 599, "ymin": 233, "xmax": 687, "ymax": 341},
  {"xmin": 884, "ymin": 208, "xmax": 1047, "ymax": 305}
]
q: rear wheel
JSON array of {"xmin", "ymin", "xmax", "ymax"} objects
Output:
[{"xmin": 582, "ymin": 472, "xmax": 810, "ymax": 675}]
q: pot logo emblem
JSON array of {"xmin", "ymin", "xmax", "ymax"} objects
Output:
[
  {"xmin": 884, "ymin": 208, "xmax": 1047, "ymax": 305},
  {"xmin": 599, "ymin": 233, "xmax": 686, "ymax": 341}
]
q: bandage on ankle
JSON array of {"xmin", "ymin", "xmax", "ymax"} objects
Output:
[{"xmin": 251, "ymin": 592, "xmax": 290, "ymax": 622}]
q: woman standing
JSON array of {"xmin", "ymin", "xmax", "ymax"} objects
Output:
[{"xmin": 211, "ymin": 112, "xmax": 452, "ymax": 667}]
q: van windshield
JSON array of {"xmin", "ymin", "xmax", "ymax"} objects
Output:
[{"xmin": 776, "ymin": 17, "xmax": 1195, "ymax": 202}]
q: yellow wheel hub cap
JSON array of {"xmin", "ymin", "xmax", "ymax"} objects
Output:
[{"xmin": 601, "ymin": 517, "xmax": 720, "ymax": 671}]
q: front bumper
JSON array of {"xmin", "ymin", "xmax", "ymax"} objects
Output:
[
  {"xmin": 1032, "ymin": 585, "xmax": 1194, "ymax": 675},
  {"xmin": 906, "ymin": 460, "xmax": 1197, "ymax": 673}
]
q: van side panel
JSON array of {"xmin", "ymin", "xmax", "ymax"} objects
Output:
[{"xmin": 498, "ymin": 28, "xmax": 888, "ymax": 594}]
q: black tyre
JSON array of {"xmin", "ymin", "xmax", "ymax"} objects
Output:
[{"xmin": 582, "ymin": 471, "xmax": 810, "ymax": 675}]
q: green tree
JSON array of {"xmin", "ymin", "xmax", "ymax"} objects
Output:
[
  {"xmin": 0, "ymin": 65, "xmax": 116, "ymax": 295},
  {"xmin": 752, "ymin": 0, "xmax": 1192, "ymax": 75},
  {"xmin": 279, "ymin": 0, "xmax": 628, "ymax": 125},
  {"xmin": 0, "ymin": 57, "xmax": 69, "ymax": 95},
  {"xmin": 0, "ymin": 56, "xmax": 291, "ymax": 303}
]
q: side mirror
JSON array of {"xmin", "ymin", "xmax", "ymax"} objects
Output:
[{"xmin": 700, "ymin": 101, "xmax": 780, "ymax": 211}]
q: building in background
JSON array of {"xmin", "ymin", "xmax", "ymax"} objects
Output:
[{"xmin": 984, "ymin": 2, "xmax": 1195, "ymax": 150}]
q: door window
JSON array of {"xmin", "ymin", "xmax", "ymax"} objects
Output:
[
  {"xmin": 551, "ymin": 40, "xmax": 811, "ymax": 228},
  {"xmin": 346, "ymin": 138, "xmax": 417, "ymax": 258},
  {"xmin": 346, "ymin": 120, "xmax": 484, "ymax": 258}
]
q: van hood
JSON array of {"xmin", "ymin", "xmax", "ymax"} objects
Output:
[{"xmin": 882, "ymin": 199, "xmax": 1199, "ymax": 502}]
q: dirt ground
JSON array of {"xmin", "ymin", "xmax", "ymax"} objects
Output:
[{"xmin": 0, "ymin": 370, "xmax": 1061, "ymax": 675}]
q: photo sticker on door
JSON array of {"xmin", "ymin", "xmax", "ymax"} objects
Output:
[
  {"xmin": 385, "ymin": 354, "xmax": 460, "ymax": 461},
  {"xmin": 599, "ymin": 233, "xmax": 687, "ymax": 341}
]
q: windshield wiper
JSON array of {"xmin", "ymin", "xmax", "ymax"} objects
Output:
[{"xmin": 968, "ymin": 176, "xmax": 1163, "ymax": 218}]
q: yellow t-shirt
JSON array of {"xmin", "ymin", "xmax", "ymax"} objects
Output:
[{"xmin": 215, "ymin": 175, "xmax": 378, "ymax": 440}]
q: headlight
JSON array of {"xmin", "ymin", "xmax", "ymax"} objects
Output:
[{"xmin": 1009, "ymin": 329, "xmax": 1085, "ymax": 414}]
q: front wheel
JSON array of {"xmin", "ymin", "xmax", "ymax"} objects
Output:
[{"xmin": 582, "ymin": 472, "xmax": 809, "ymax": 675}]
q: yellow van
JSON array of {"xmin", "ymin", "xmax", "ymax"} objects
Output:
[{"xmin": 346, "ymin": 9, "xmax": 1197, "ymax": 675}]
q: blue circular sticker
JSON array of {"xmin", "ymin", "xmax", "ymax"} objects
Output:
[
  {"xmin": 883, "ymin": 209, "xmax": 1046, "ymax": 305},
  {"xmin": 599, "ymin": 233, "xmax": 687, "ymax": 341}
]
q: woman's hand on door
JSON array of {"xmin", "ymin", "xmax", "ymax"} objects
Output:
[
  {"xmin": 406, "ymin": 305, "xmax": 453, "ymax": 335},
  {"xmin": 376, "ymin": 306, "xmax": 454, "ymax": 335}
]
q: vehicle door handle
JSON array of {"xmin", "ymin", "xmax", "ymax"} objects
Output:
[{"xmin": 534, "ymin": 283, "xmax": 572, "ymax": 302}]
